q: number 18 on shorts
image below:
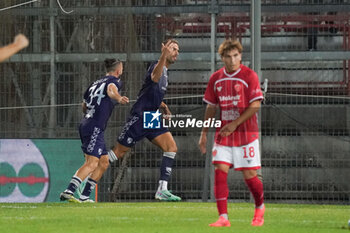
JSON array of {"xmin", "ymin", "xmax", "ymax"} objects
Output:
[{"xmin": 212, "ymin": 139, "xmax": 261, "ymax": 170}]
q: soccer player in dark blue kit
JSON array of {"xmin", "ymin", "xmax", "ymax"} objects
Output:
[
  {"xmin": 60, "ymin": 58, "xmax": 129, "ymax": 202},
  {"xmin": 108, "ymin": 39, "xmax": 181, "ymax": 201}
]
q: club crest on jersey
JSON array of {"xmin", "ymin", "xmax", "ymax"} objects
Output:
[
  {"xmin": 234, "ymin": 84, "xmax": 242, "ymax": 92},
  {"xmin": 217, "ymin": 86, "xmax": 222, "ymax": 92},
  {"xmin": 127, "ymin": 137, "xmax": 133, "ymax": 144}
]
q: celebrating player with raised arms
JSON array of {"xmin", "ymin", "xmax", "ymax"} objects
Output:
[
  {"xmin": 60, "ymin": 58, "xmax": 129, "ymax": 202},
  {"xmin": 108, "ymin": 39, "xmax": 182, "ymax": 201},
  {"xmin": 199, "ymin": 39, "xmax": 265, "ymax": 227}
]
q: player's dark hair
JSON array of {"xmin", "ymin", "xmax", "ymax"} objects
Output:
[
  {"xmin": 218, "ymin": 39, "xmax": 243, "ymax": 57},
  {"xmin": 104, "ymin": 58, "xmax": 122, "ymax": 73}
]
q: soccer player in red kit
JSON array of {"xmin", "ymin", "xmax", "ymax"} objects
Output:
[{"xmin": 199, "ymin": 39, "xmax": 265, "ymax": 227}]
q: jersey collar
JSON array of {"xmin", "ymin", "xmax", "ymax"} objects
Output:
[{"xmin": 224, "ymin": 65, "xmax": 241, "ymax": 77}]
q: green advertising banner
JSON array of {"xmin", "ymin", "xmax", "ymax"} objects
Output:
[{"xmin": 0, "ymin": 139, "xmax": 95, "ymax": 202}]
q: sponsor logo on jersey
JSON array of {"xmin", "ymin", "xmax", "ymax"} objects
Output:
[
  {"xmin": 232, "ymin": 95, "xmax": 241, "ymax": 106},
  {"xmin": 221, "ymin": 109, "xmax": 240, "ymax": 121},
  {"xmin": 218, "ymin": 95, "xmax": 240, "ymax": 102},
  {"xmin": 252, "ymin": 88, "xmax": 262, "ymax": 95},
  {"xmin": 219, "ymin": 95, "xmax": 234, "ymax": 101},
  {"xmin": 218, "ymin": 95, "xmax": 241, "ymax": 106}
]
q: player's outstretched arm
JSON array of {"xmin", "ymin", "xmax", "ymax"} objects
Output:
[
  {"xmin": 219, "ymin": 100, "xmax": 261, "ymax": 137},
  {"xmin": 0, "ymin": 34, "xmax": 29, "ymax": 63},
  {"xmin": 107, "ymin": 83, "xmax": 129, "ymax": 104},
  {"xmin": 198, "ymin": 104, "xmax": 217, "ymax": 154},
  {"xmin": 151, "ymin": 40, "xmax": 173, "ymax": 83}
]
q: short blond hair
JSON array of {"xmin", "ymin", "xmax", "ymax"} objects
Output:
[{"xmin": 218, "ymin": 39, "xmax": 243, "ymax": 57}]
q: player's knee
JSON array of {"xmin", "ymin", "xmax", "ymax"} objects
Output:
[
  {"xmin": 172, "ymin": 145, "xmax": 178, "ymax": 153},
  {"xmin": 113, "ymin": 145, "xmax": 129, "ymax": 159},
  {"xmin": 99, "ymin": 159, "xmax": 109, "ymax": 171},
  {"xmin": 116, "ymin": 150, "xmax": 126, "ymax": 159},
  {"xmin": 167, "ymin": 144, "xmax": 177, "ymax": 153},
  {"xmin": 85, "ymin": 160, "xmax": 99, "ymax": 172},
  {"xmin": 242, "ymin": 169, "xmax": 257, "ymax": 179}
]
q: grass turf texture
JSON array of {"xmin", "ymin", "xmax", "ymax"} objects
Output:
[{"xmin": 0, "ymin": 202, "xmax": 348, "ymax": 233}]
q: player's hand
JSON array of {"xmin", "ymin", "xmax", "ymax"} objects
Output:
[
  {"xmin": 118, "ymin": 96, "xmax": 129, "ymax": 105},
  {"xmin": 198, "ymin": 133, "xmax": 207, "ymax": 154},
  {"xmin": 162, "ymin": 106, "xmax": 172, "ymax": 120},
  {"xmin": 13, "ymin": 34, "xmax": 29, "ymax": 49},
  {"xmin": 219, "ymin": 121, "xmax": 238, "ymax": 137},
  {"xmin": 161, "ymin": 40, "xmax": 174, "ymax": 58}
]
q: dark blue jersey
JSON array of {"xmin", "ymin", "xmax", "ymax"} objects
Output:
[
  {"xmin": 82, "ymin": 75, "xmax": 122, "ymax": 130},
  {"xmin": 130, "ymin": 61, "xmax": 168, "ymax": 115}
]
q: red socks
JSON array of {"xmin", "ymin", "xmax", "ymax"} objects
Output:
[
  {"xmin": 214, "ymin": 170, "xmax": 264, "ymax": 216},
  {"xmin": 214, "ymin": 169, "xmax": 229, "ymax": 215},
  {"xmin": 245, "ymin": 175, "xmax": 264, "ymax": 207}
]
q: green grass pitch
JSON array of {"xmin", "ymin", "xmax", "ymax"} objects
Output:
[{"xmin": 0, "ymin": 202, "xmax": 349, "ymax": 233}]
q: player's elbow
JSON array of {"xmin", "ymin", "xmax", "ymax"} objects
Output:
[
  {"xmin": 151, "ymin": 73, "xmax": 160, "ymax": 83},
  {"xmin": 82, "ymin": 102, "xmax": 87, "ymax": 114},
  {"xmin": 207, "ymin": 104, "xmax": 217, "ymax": 110},
  {"xmin": 206, "ymin": 104, "xmax": 217, "ymax": 114},
  {"xmin": 250, "ymin": 100, "xmax": 261, "ymax": 110}
]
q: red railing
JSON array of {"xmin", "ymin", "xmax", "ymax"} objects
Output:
[{"xmin": 156, "ymin": 13, "xmax": 350, "ymax": 95}]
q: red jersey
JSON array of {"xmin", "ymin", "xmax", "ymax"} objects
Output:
[{"xmin": 203, "ymin": 64, "xmax": 263, "ymax": 147}]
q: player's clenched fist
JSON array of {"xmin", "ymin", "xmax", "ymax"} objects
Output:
[
  {"xmin": 14, "ymin": 34, "xmax": 29, "ymax": 50},
  {"xmin": 0, "ymin": 33, "xmax": 29, "ymax": 62}
]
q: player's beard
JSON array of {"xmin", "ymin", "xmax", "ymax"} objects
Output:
[
  {"xmin": 167, "ymin": 58, "xmax": 175, "ymax": 64},
  {"xmin": 167, "ymin": 55, "xmax": 177, "ymax": 64}
]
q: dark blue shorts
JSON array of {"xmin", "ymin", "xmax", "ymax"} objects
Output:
[
  {"xmin": 79, "ymin": 121, "xmax": 107, "ymax": 158},
  {"xmin": 117, "ymin": 114, "xmax": 169, "ymax": 147}
]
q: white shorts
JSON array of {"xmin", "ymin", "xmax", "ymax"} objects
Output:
[{"xmin": 212, "ymin": 139, "xmax": 261, "ymax": 170}]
